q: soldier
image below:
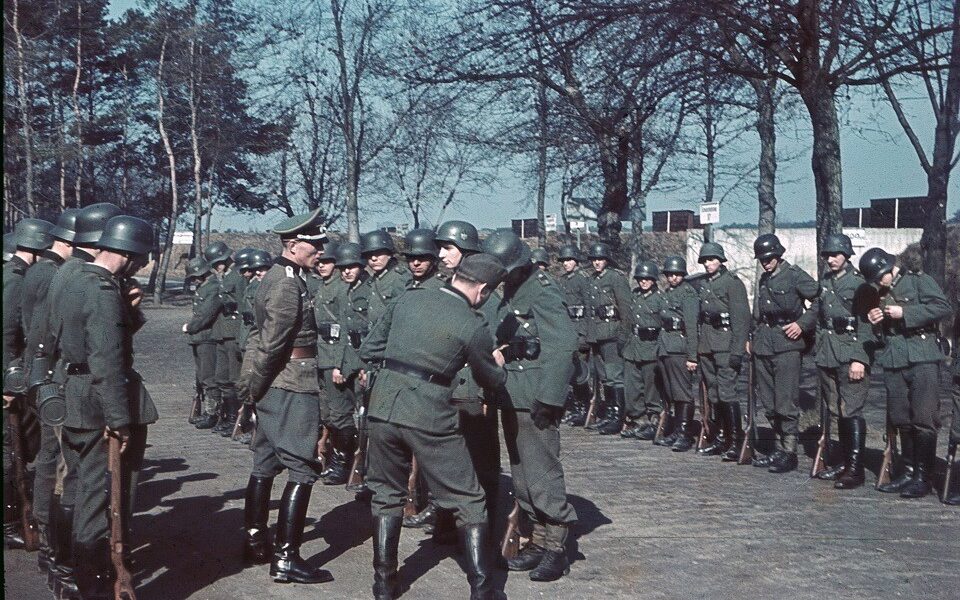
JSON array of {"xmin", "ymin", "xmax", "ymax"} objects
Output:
[
  {"xmin": 3, "ymin": 218, "xmax": 54, "ymax": 551},
  {"xmin": 360, "ymin": 229, "xmax": 408, "ymax": 320},
  {"xmin": 54, "ymin": 215, "xmax": 158, "ymax": 599},
  {"xmin": 20, "ymin": 209, "xmax": 78, "ymax": 572},
  {"xmin": 750, "ymin": 234, "xmax": 819, "ymax": 473},
  {"xmin": 655, "ymin": 256, "xmax": 700, "ymax": 452},
  {"xmin": 621, "ymin": 261, "xmax": 666, "ymax": 441},
  {"xmin": 26, "ymin": 202, "xmax": 121, "ymax": 597},
  {"xmin": 485, "ymin": 231, "xmax": 578, "ymax": 582},
  {"xmin": 204, "ymin": 241, "xmax": 247, "ymax": 435},
  {"xmin": 403, "ymin": 229, "xmax": 446, "ymax": 289},
  {"xmin": 237, "ymin": 209, "xmax": 333, "ymax": 584},
  {"xmin": 327, "ymin": 242, "xmax": 371, "ymax": 487},
  {"xmin": 234, "ymin": 250, "xmax": 273, "ymax": 443},
  {"xmin": 183, "ymin": 258, "xmax": 221, "ymax": 430},
  {"xmin": 944, "ymin": 318, "xmax": 960, "ymax": 506},
  {"xmin": 234, "ymin": 247, "xmax": 257, "ymax": 283},
  {"xmin": 530, "ymin": 247, "xmax": 550, "ymax": 271},
  {"xmin": 359, "ymin": 253, "xmax": 508, "ymax": 600},
  {"xmin": 695, "ymin": 242, "xmax": 751, "ymax": 459},
  {"xmin": 861, "ymin": 248, "xmax": 952, "ymax": 499},
  {"xmin": 554, "ymin": 244, "xmax": 592, "ymax": 427},
  {"xmin": 584, "ymin": 242, "xmax": 631, "ymax": 435},
  {"xmin": 812, "ymin": 234, "xmax": 876, "ymax": 489},
  {"xmin": 183, "ymin": 258, "xmax": 211, "ymax": 424}
]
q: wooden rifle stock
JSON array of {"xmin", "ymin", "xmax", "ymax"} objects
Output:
[
  {"xmin": 942, "ymin": 441, "xmax": 957, "ymax": 503},
  {"xmin": 347, "ymin": 377, "xmax": 373, "ymax": 491},
  {"xmin": 403, "ymin": 458, "xmax": 420, "ymax": 519},
  {"xmin": 316, "ymin": 425, "xmax": 330, "ymax": 470},
  {"xmin": 190, "ymin": 381, "xmax": 203, "ymax": 420},
  {"xmin": 696, "ymin": 378, "xmax": 711, "ymax": 451},
  {"xmin": 7, "ymin": 408, "xmax": 40, "ymax": 551},
  {"xmin": 108, "ymin": 437, "xmax": 137, "ymax": 600},
  {"xmin": 582, "ymin": 372, "xmax": 599, "ymax": 428},
  {"xmin": 736, "ymin": 353, "xmax": 756, "ymax": 465},
  {"xmin": 810, "ymin": 388, "xmax": 829, "ymax": 478},
  {"xmin": 653, "ymin": 402, "xmax": 670, "ymax": 445},
  {"xmin": 500, "ymin": 500, "xmax": 521, "ymax": 560},
  {"xmin": 876, "ymin": 421, "xmax": 896, "ymax": 489}
]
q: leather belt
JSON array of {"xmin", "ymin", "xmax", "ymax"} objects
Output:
[
  {"xmin": 383, "ymin": 358, "xmax": 453, "ymax": 386},
  {"xmin": 759, "ymin": 311, "xmax": 799, "ymax": 326},
  {"xmin": 661, "ymin": 317, "xmax": 685, "ymax": 331},
  {"xmin": 290, "ymin": 347, "xmax": 316, "ymax": 359},
  {"xmin": 820, "ymin": 316, "xmax": 857, "ymax": 332},
  {"xmin": 66, "ymin": 362, "xmax": 90, "ymax": 375},
  {"xmin": 701, "ymin": 312, "xmax": 731, "ymax": 328},
  {"xmin": 567, "ymin": 305, "xmax": 586, "ymax": 320},
  {"xmin": 632, "ymin": 326, "xmax": 660, "ymax": 340},
  {"xmin": 593, "ymin": 305, "xmax": 620, "ymax": 320}
]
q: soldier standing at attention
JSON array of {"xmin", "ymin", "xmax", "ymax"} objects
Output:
[
  {"xmin": 554, "ymin": 244, "xmax": 592, "ymax": 427},
  {"xmin": 54, "ymin": 215, "xmax": 158, "ymax": 599},
  {"xmin": 403, "ymin": 229, "xmax": 446, "ymax": 289},
  {"xmin": 327, "ymin": 242, "xmax": 372, "ymax": 487},
  {"xmin": 621, "ymin": 261, "xmax": 666, "ymax": 441},
  {"xmin": 184, "ymin": 258, "xmax": 222, "ymax": 430},
  {"xmin": 530, "ymin": 248, "xmax": 550, "ymax": 271},
  {"xmin": 695, "ymin": 243, "xmax": 750, "ymax": 459},
  {"xmin": 583, "ymin": 242, "xmax": 631, "ymax": 435},
  {"xmin": 361, "ymin": 230, "xmax": 408, "ymax": 320},
  {"xmin": 861, "ymin": 248, "xmax": 952, "ymax": 499},
  {"xmin": 203, "ymin": 242, "xmax": 247, "ymax": 436},
  {"xmin": 485, "ymin": 232, "xmax": 578, "ymax": 583},
  {"xmin": 360, "ymin": 253, "xmax": 508, "ymax": 600},
  {"xmin": 3, "ymin": 218, "xmax": 54, "ymax": 550},
  {"xmin": 750, "ymin": 234, "xmax": 819, "ymax": 474},
  {"xmin": 943, "ymin": 317, "xmax": 960, "ymax": 506},
  {"xmin": 812, "ymin": 234, "xmax": 876, "ymax": 489},
  {"xmin": 655, "ymin": 256, "xmax": 700, "ymax": 452},
  {"xmin": 237, "ymin": 209, "xmax": 333, "ymax": 584},
  {"xmin": 183, "ymin": 257, "xmax": 213, "ymax": 426},
  {"xmin": 234, "ymin": 250, "xmax": 273, "ymax": 444}
]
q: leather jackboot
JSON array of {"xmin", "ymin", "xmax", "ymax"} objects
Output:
[
  {"xmin": 214, "ymin": 394, "xmax": 236, "ymax": 435},
  {"xmin": 817, "ymin": 417, "xmax": 847, "ymax": 481},
  {"xmin": 835, "ymin": 417, "xmax": 866, "ymax": 489},
  {"xmin": 506, "ymin": 522, "xmax": 546, "ymax": 571},
  {"xmin": 403, "ymin": 501, "xmax": 437, "ymax": 529},
  {"xmin": 194, "ymin": 411, "xmax": 218, "ymax": 430},
  {"xmin": 52, "ymin": 503, "xmax": 80, "ymax": 599},
  {"xmin": 721, "ymin": 402, "xmax": 745, "ymax": 462},
  {"xmin": 878, "ymin": 426, "xmax": 915, "ymax": 493},
  {"xmin": 322, "ymin": 427, "xmax": 354, "ymax": 486},
  {"xmin": 598, "ymin": 387, "xmax": 625, "ymax": 435},
  {"xmin": 372, "ymin": 515, "xmax": 402, "ymax": 600},
  {"xmin": 586, "ymin": 386, "xmax": 614, "ymax": 430},
  {"xmin": 654, "ymin": 407, "xmax": 678, "ymax": 447},
  {"xmin": 901, "ymin": 429, "xmax": 937, "ymax": 499},
  {"xmin": 459, "ymin": 523, "xmax": 505, "ymax": 600},
  {"xmin": 270, "ymin": 482, "xmax": 334, "ymax": 584},
  {"xmin": 243, "ymin": 475, "xmax": 273, "ymax": 565},
  {"xmin": 697, "ymin": 402, "xmax": 729, "ymax": 456},
  {"xmin": 74, "ymin": 540, "xmax": 114, "ymax": 600},
  {"xmin": 671, "ymin": 403, "xmax": 696, "ymax": 452},
  {"xmin": 431, "ymin": 508, "xmax": 457, "ymax": 545},
  {"xmin": 529, "ymin": 523, "xmax": 570, "ymax": 582}
]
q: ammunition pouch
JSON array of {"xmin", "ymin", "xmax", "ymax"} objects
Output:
[
  {"xmin": 661, "ymin": 317, "xmax": 685, "ymax": 332},
  {"xmin": 242, "ymin": 312, "xmax": 255, "ymax": 326},
  {"xmin": 567, "ymin": 305, "xmax": 586, "ymax": 320},
  {"xmin": 65, "ymin": 362, "xmax": 90, "ymax": 376},
  {"xmin": 593, "ymin": 304, "xmax": 620, "ymax": 320},
  {"xmin": 318, "ymin": 322, "xmax": 341, "ymax": 343},
  {"xmin": 222, "ymin": 301, "xmax": 239, "ymax": 315},
  {"xmin": 506, "ymin": 337, "xmax": 541, "ymax": 361},
  {"xmin": 759, "ymin": 310, "xmax": 800, "ymax": 327},
  {"xmin": 820, "ymin": 316, "xmax": 857, "ymax": 333},
  {"xmin": 35, "ymin": 383, "xmax": 66, "ymax": 426},
  {"xmin": 632, "ymin": 326, "xmax": 660, "ymax": 341},
  {"xmin": 3, "ymin": 365, "xmax": 27, "ymax": 395},
  {"xmin": 347, "ymin": 328, "xmax": 369, "ymax": 350},
  {"xmin": 701, "ymin": 312, "xmax": 731, "ymax": 329}
]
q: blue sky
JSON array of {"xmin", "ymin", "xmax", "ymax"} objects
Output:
[{"xmin": 109, "ymin": 0, "xmax": 959, "ymax": 232}]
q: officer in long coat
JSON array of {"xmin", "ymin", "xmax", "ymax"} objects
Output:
[
  {"xmin": 750, "ymin": 234, "xmax": 819, "ymax": 473},
  {"xmin": 555, "ymin": 244, "xmax": 593, "ymax": 426},
  {"xmin": 54, "ymin": 215, "xmax": 158, "ymax": 599},
  {"xmin": 812, "ymin": 234, "xmax": 876, "ymax": 489},
  {"xmin": 861, "ymin": 248, "xmax": 952, "ymax": 499},
  {"xmin": 621, "ymin": 261, "xmax": 666, "ymax": 440},
  {"xmin": 237, "ymin": 209, "xmax": 333, "ymax": 584},
  {"xmin": 695, "ymin": 243, "xmax": 750, "ymax": 459},
  {"xmin": 360, "ymin": 253, "xmax": 508, "ymax": 600},
  {"xmin": 485, "ymin": 232, "xmax": 578, "ymax": 583}
]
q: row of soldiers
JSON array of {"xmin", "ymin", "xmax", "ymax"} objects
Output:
[
  {"xmin": 544, "ymin": 232, "xmax": 958, "ymax": 501},
  {"xmin": 4, "ymin": 203, "xmax": 157, "ymax": 600}
]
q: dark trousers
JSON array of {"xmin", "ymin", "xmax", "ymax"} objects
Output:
[
  {"xmin": 818, "ymin": 365, "xmax": 869, "ymax": 419},
  {"xmin": 456, "ymin": 400, "xmax": 501, "ymax": 495},
  {"xmin": 194, "ymin": 342, "xmax": 219, "ymax": 414},
  {"xmin": 215, "ymin": 339, "xmax": 242, "ymax": 402},
  {"xmin": 251, "ymin": 387, "xmax": 322, "ymax": 484},
  {"xmin": 32, "ymin": 423, "xmax": 73, "ymax": 524},
  {"xmin": 659, "ymin": 355, "xmax": 694, "ymax": 405},
  {"xmin": 701, "ymin": 351, "xmax": 740, "ymax": 406},
  {"xmin": 624, "ymin": 359, "xmax": 663, "ymax": 419},
  {"xmin": 368, "ymin": 419, "xmax": 487, "ymax": 527},
  {"xmin": 62, "ymin": 425, "xmax": 147, "ymax": 547},
  {"xmin": 501, "ymin": 408, "xmax": 577, "ymax": 526},
  {"xmin": 590, "ymin": 340, "xmax": 624, "ymax": 388},
  {"xmin": 883, "ymin": 363, "xmax": 941, "ymax": 435},
  {"xmin": 318, "ymin": 368, "xmax": 356, "ymax": 431},
  {"xmin": 755, "ymin": 351, "xmax": 801, "ymax": 452}
]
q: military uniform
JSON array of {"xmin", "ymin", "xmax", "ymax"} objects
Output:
[
  {"xmin": 213, "ymin": 267, "xmax": 246, "ymax": 428},
  {"xmin": 556, "ymin": 266, "xmax": 593, "ymax": 425},
  {"xmin": 368, "ymin": 259, "xmax": 408, "ymax": 322},
  {"xmin": 656, "ymin": 275, "xmax": 700, "ymax": 450},
  {"xmin": 313, "ymin": 272, "xmax": 351, "ymax": 431},
  {"xmin": 751, "ymin": 260, "xmax": 819, "ymax": 458},
  {"xmin": 585, "ymin": 267, "xmax": 631, "ymax": 389},
  {"xmin": 406, "ymin": 269, "xmax": 447, "ymax": 290},
  {"xmin": 238, "ymin": 277, "xmax": 261, "ymax": 352},
  {"xmin": 622, "ymin": 284, "xmax": 665, "ymax": 431},
  {"xmin": 3, "ymin": 254, "xmax": 31, "ymax": 549},
  {"xmin": 185, "ymin": 276, "xmax": 222, "ymax": 419}
]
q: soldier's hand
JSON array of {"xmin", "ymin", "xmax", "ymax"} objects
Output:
[
  {"xmin": 685, "ymin": 361, "xmax": 698, "ymax": 373},
  {"xmin": 848, "ymin": 361, "xmax": 866, "ymax": 381},
  {"xmin": 493, "ymin": 347, "xmax": 506, "ymax": 367},
  {"xmin": 358, "ymin": 370, "xmax": 368, "ymax": 388},
  {"xmin": 104, "ymin": 426, "xmax": 131, "ymax": 454},
  {"xmin": 126, "ymin": 284, "xmax": 144, "ymax": 308},
  {"xmin": 867, "ymin": 308, "xmax": 884, "ymax": 324},
  {"xmin": 332, "ymin": 368, "xmax": 345, "ymax": 385},
  {"xmin": 882, "ymin": 305, "xmax": 903, "ymax": 320},
  {"xmin": 2, "ymin": 394, "xmax": 14, "ymax": 409},
  {"xmin": 745, "ymin": 341, "xmax": 751, "ymax": 355},
  {"xmin": 782, "ymin": 322, "xmax": 803, "ymax": 340},
  {"xmin": 531, "ymin": 401, "xmax": 563, "ymax": 430},
  {"xmin": 182, "ymin": 323, "xmax": 189, "ymax": 333}
]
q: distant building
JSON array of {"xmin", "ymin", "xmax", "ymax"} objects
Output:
[{"xmin": 651, "ymin": 210, "xmax": 703, "ymax": 232}]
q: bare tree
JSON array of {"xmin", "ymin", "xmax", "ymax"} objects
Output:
[{"xmin": 155, "ymin": 33, "xmax": 179, "ymax": 304}]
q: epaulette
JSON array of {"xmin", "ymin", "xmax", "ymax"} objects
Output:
[
  {"xmin": 536, "ymin": 271, "xmax": 552, "ymax": 286},
  {"xmin": 11, "ymin": 265, "xmax": 26, "ymax": 276},
  {"xmin": 285, "ymin": 265, "xmax": 295, "ymax": 278},
  {"xmin": 436, "ymin": 271, "xmax": 448, "ymax": 281}
]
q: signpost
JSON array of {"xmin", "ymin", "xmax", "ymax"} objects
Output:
[
  {"xmin": 172, "ymin": 231, "xmax": 194, "ymax": 246},
  {"xmin": 699, "ymin": 201, "xmax": 720, "ymax": 224},
  {"xmin": 545, "ymin": 214, "xmax": 557, "ymax": 232}
]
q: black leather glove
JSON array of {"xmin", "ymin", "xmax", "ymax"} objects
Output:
[
  {"xmin": 531, "ymin": 400, "xmax": 564, "ymax": 430},
  {"xmin": 729, "ymin": 353, "xmax": 743, "ymax": 371}
]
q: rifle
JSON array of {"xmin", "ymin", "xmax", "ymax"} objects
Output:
[
  {"xmin": 108, "ymin": 436, "xmax": 137, "ymax": 600},
  {"xmin": 876, "ymin": 419, "xmax": 896, "ymax": 490},
  {"xmin": 500, "ymin": 499, "xmax": 521, "ymax": 560},
  {"xmin": 943, "ymin": 441, "xmax": 957, "ymax": 504},
  {"xmin": 7, "ymin": 406, "xmax": 40, "ymax": 551},
  {"xmin": 347, "ymin": 373, "xmax": 374, "ymax": 492},
  {"xmin": 316, "ymin": 425, "xmax": 330, "ymax": 471},
  {"xmin": 653, "ymin": 401, "xmax": 670, "ymax": 445},
  {"xmin": 736, "ymin": 352, "xmax": 756, "ymax": 465},
  {"xmin": 582, "ymin": 370, "xmax": 600, "ymax": 428},
  {"xmin": 810, "ymin": 385, "xmax": 830, "ymax": 478},
  {"xmin": 696, "ymin": 378, "xmax": 711, "ymax": 451},
  {"xmin": 231, "ymin": 402, "xmax": 256, "ymax": 441},
  {"xmin": 190, "ymin": 381, "xmax": 203, "ymax": 421},
  {"xmin": 403, "ymin": 458, "xmax": 420, "ymax": 519}
]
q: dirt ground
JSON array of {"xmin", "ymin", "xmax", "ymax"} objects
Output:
[{"xmin": 4, "ymin": 304, "xmax": 958, "ymax": 599}]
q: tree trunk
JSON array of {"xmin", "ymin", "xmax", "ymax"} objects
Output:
[
  {"xmin": 331, "ymin": 0, "xmax": 361, "ymax": 243},
  {"xmin": 802, "ymin": 86, "xmax": 843, "ymax": 270},
  {"xmin": 188, "ymin": 31, "xmax": 204, "ymax": 258},
  {"xmin": 755, "ymin": 78, "xmax": 777, "ymax": 236},
  {"xmin": 12, "ymin": 0, "xmax": 35, "ymax": 215},
  {"xmin": 535, "ymin": 80, "xmax": 548, "ymax": 245},
  {"xmin": 597, "ymin": 132, "xmax": 629, "ymax": 245},
  {"xmin": 155, "ymin": 36, "xmax": 178, "ymax": 306},
  {"xmin": 72, "ymin": 0, "xmax": 83, "ymax": 206}
]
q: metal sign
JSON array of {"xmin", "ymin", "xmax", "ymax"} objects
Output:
[
  {"xmin": 699, "ymin": 201, "xmax": 720, "ymax": 224},
  {"xmin": 172, "ymin": 231, "xmax": 194, "ymax": 245},
  {"xmin": 545, "ymin": 214, "xmax": 557, "ymax": 232},
  {"xmin": 569, "ymin": 220, "xmax": 587, "ymax": 232}
]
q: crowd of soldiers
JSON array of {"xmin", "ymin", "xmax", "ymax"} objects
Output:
[{"xmin": 3, "ymin": 203, "xmax": 959, "ymax": 600}]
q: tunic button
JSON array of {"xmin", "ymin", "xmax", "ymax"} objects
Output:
[
  {"xmin": 514, "ymin": 309, "xmax": 520, "ymax": 315},
  {"xmin": 518, "ymin": 365, "xmax": 524, "ymax": 370}
]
